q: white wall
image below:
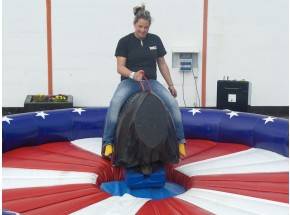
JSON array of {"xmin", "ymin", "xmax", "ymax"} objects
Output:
[
  {"xmin": 3, "ymin": 0, "xmax": 289, "ymax": 107},
  {"xmin": 51, "ymin": 0, "xmax": 204, "ymax": 107},
  {"xmin": 207, "ymin": 0, "xmax": 289, "ymax": 106},
  {"xmin": 3, "ymin": 0, "xmax": 47, "ymax": 106}
]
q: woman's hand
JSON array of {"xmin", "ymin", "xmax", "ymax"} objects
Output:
[
  {"xmin": 133, "ymin": 70, "xmax": 144, "ymax": 81},
  {"xmin": 168, "ymin": 85, "xmax": 177, "ymax": 97}
]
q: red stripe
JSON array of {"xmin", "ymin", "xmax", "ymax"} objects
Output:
[
  {"xmin": 167, "ymin": 140, "xmax": 250, "ymax": 190},
  {"xmin": 190, "ymin": 173, "xmax": 289, "ymax": 203},
  {"xmin": 3, "ymin": 157, "xmax": 100, "ymax": 173},
  {"xmin": 196, "ymin": 186, "xmax": 288, "ymax": 204},
  {"xmin": 167, "ymin": 165, "xmax": 289, "ymax": 203},
  {"xmin": 3, "ymin": 141, "xmax": 109, "ymax": 168},
  {"xmin": 3, "ymin": 141, "xmax": 124, "ymax": 185},
  {"xmin": 175, "ymin": 139, "xmax": 250, "ymax": 167},
  {"xmin": 3, "ymin": 184, "xmax": 110, "ymax": 213},
  {"xmin": 22, "ymin": 192, "xmax": 108, "ymax": 215},
  {"xmin": 137, "ymin": 198, "xmax": 214, "ymax": 215},
  {"xmin": 3, "ymin": 142, "xmax": 107, "ymax": 171},
  {"xmin": 5, "ymin": 141, "xmax": 104, "ymax": 162},
  {"xmin": 3, "ymin": 184, "xmax": 96, "ymax": 202},
  {"xmin": 167, "ymin": 139, "xmax": 289, "ymax": 203},
  {"xmin": 191, "ymin": 173, "xmax": 289, "ymax": 184}
]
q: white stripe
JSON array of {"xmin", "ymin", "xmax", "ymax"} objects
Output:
[
  {"xmin": 176, "ymin": 148, "xmax": 289, "ymax": 176},
  {"xmin": 71, "ymin": 138, "xmax": 103, "ymax": 156},
  {"xmin": 70, "ymin": 194, "xmax": 149, "ymax": 215},
  {"xmin": 176, "ymin": 188, "xmax": 289, "ymax": 215},
  {"xmin": 3, "ymin": 168, "xmax": 98, "ymax": 189}
]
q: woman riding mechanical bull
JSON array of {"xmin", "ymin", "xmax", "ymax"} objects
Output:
[{"xmin": 102, "ymin": 4, "xmax": 186, "ymax": 175}]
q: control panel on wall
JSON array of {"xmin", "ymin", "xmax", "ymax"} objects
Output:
[
  {"xmin": 179, "ymin": 53, "xmax": 193, "ymax": 72},
  {"xmin": 172, "ymin": 52, "xmax": 198, "ymax": 76},
  {"xmin": 172, "ymin": 51, "xmax": 200, "ymax": 107}
]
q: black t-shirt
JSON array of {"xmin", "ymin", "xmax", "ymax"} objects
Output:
[{"xmin": 115, "ymin": 33, "xmax": 167, "ymax": 80}]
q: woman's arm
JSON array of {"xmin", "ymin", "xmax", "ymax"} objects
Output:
[
  {"xmin": 116, "ymin": 57, "xmax": 144, "ymax": 81},
  {"xmin": 157, "ymin": 57, "xmax": 177, "ymax": 97}
]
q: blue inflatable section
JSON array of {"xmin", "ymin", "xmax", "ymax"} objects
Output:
[
  {"xmin": 125, "ymin": 168, "xmax": 166, "ymax": 189},
  {"xmin": 109, "ymin": 167, "xmax": 183, "ymax": 199},
  {"xmin": 101, "ymin": 181, "xmax": 185, "ymax": 200},
  {"xmin": 2, "ymin": 108, "xmax": 289, "ymax": 157},
  {"xmin": 181, "ymin": 109, "xmax": 289, "ymax": 157},
  {"xmin": 2, "ymin": 108, "xmax": 107, "ymax": 153}
]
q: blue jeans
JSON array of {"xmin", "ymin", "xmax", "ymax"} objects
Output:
[{"xmin": 102, "ymin": 79, "xmax": 185, "ymax": 145}]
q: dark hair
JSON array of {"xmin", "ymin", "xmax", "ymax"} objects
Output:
[{"xmin": 133, "ymin": 4, "xmax": 152, "ymax": 24}]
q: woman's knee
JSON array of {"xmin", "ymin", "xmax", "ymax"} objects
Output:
[
  {"xmin": 156, "ymin": 89, "xmax": 178, "ymax": 107},
  {"xmin": 109, "ymin": 95, "xmax": 125, "ymax": 110},
  {"xmin": 166, "ymin": 97, "xmax": 179, "ymax": 112}
]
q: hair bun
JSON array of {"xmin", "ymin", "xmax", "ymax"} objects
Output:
[{"xmin": 133, "ymin": 4, "xmax": 145, "ymax": 16}]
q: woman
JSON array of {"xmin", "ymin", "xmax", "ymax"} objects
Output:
[{"xmin": 102, "ymin": 5, "xmax": 185, "ymax": 158}]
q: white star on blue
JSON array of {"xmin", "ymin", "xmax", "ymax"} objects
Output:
[
  {"xmin": 72, "ymin": 108, "xmax": 86, "ymax": 115},
  {"xmin": 226, "ymin": 111, "xmax": 239, "ymax": 119},
  {"xmin": 35, "ymin": 111, "xmax": 49, "ymax": 119},
  {"xmin": 188, "ymin": 108, "xmax": 201, "ymax": 117},
  {"xmin": 2, "ymin": 116, "xmax": 13, "ymax": 124},
  {"xmin": 262, "ymin": 116, "xmax": 276, "ymax": 124}
]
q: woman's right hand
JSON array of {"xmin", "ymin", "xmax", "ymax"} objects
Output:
[{"xmin": 133, "ymin": 70, "xmax": 144, "ymax": 81}]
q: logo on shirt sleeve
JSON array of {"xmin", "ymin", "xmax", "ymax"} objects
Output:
[{"xmin": 149, "ymin": 46, "xmax": 157, "ymax": 50}]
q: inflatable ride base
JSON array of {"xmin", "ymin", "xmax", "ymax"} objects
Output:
[
  {"xmin": 101, "ymin": 167, "xmax": 186, "ymax": 199},
  {"xmin": 2, "ymin": 108, "xmax": 288, "ymax": 214}
]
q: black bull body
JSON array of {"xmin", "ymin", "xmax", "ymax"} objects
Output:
[{"xmin": 113, "ymin": 91, "xmax": 179, "ymax": 168}]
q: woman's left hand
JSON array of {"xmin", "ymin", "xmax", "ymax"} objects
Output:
[{"xmin": 168, "ymin": 86, "xmax": 177, "ymax": 97}]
